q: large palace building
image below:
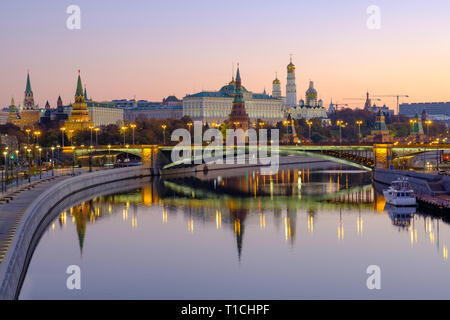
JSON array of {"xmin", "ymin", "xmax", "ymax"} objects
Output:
[
  {"xmin": 64, "ymin": 72, "xmax": 94, "ymax": 140},
  {"xmin": 183, "ymin": 69, "xmax": 284, "ymax": 125}
]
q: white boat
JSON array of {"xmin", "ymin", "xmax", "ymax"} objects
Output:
[{"xmin": 383, "ymin": 178, "xmax": 417, "ymax": 207}]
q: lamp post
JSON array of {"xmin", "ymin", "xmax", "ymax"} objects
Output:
[
  {"xmin": 121, "ymin": 126, "xmax": 128, "ymax": 146},
  {"xmin": 425, "ymin": 120, "xmax": 432, "ymax": 142},
  {"xmin": 25, "ymin": 129, "xmax": 31, "ymax": 145},
  {"xmin": 38, "ymin": 147, "xmax": 42, "ymax": 179},
  {"xmin": 60, "ymin": 127, "xmax": 66, "ymax": 148},
  {"xmin": 27, "ymin": 148, "xmax": 31, "ymax": 183},
  {"xmin": 337, "ymin": 120, "xmax": 347, "ymax": 145},
  {"xmin": 15, "ymin": 150, "xmax": 19, "ymax": 186},
  {"xmin": 161, "ymin": 124, "xmax": 167, "ymax": 145},
  {"xmin": 72, "ymin": 146, "xmax": 75, "ymax": 176},
  {"xmin": 33, "ymin": 130, "xmax": 41, "ymax": 145},
  {"xmin": 356, "ymin": 120, "xmax": 363, "ymax": 144},
  {"xmin": 95, "ymin": 127, "xmax": 100, "ymax": 146},
  {"xmin": 89, "ymin": 126, "xmax": 94, "ymax": 146},
  {"xmin": 130, "ymin": 124, "xmax": 137, "ymax": 145},
  {"xmin": 51, "ymin": 147, "xmax": 55, "ymax": 176},
  {"xmin": 108, "ymin": 144, "xmax": 111, "ymax": 167},
  {"xmin": 3, "ymin": 151, "xmax": 7, "ymax": 192},
  {"xmin": 306, "ymin": 120, "xmax": 313, "ymax": 142}
]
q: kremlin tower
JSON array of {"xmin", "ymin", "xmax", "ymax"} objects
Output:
[
  {"xmin": 14, "ymin": 72, "xmax": 41, "ymax": 129},
  {"xmin": 228, "ymin": 65, "xmax": 249, "ymax": 131},
  {"xmin": 286, "ymin": 56, "xmax": 297, "ymax": 108},
  {"xmin": 23, "ymin": 72, "xmax": 37, "ymax": 110},
  {"xmin": 64, "ymin": 71, "xmax": 94, "ymax": 141}
]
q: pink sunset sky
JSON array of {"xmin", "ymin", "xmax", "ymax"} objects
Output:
[{"xmin": 1, "ymin": 0, "xmax": 450, "ymax": 109}]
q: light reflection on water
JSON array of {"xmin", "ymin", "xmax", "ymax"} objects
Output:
[{"xmin": 19, "ymin": 164, "xmax": 450, "ymax": 299}]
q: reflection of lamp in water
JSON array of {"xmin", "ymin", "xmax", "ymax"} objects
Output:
[
  {"xmin": 284, "ymin": 217, "xmax": 291, "ymax": 242},
  {"xmin": 163, "ymin": 208, "xmax": 168, "ymax": 224},
  {"xmin": 357, "ymin": 213, "xmax": 363, "ymax": 236},
  {"xmin": 188, "ymin": 217, "xmax": 194, "ymax": 234},
  {"xmin": 123, "ymin": 208, "xmax": 128, "ymax": 221},
  {"xmin": 260, "ymin": 213, "xmax": 266, "ymax": 229},
  {"xmin": 338, "ymin": 211, "xmax": 344, "ymax": 241},
  {"xmin": 132, "ymin": 214, "xmax": 138, "ymax": 229},
  {"xmin": 308, "ymin": 214, "xmax": 314, "ymax": 234},
  {"xmin": 444, "ymin": 246, "xmax": 448, "ymax": 261},
  {"xmin": 216, "ymin": 210, "xmax": 222, "ymax": 229}
]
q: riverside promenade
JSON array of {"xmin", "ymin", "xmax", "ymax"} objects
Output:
[{"xmin": 0, "ymin": 166, "xmax": 153, "ymax": 300}]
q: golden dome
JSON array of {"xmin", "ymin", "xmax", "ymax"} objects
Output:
[
  {"xmin": 273, "ymin": 78, "xmax": 281, "ymax": 85},
  {"xmin": 287, "ymin": 62, "xmax": 295, "ymax": 73}
]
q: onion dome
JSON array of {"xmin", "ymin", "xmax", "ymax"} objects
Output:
[
  {"xmin": 306, "ymin": 81, "xmax": 317, "ymax": 97},
  {"xmin": 273, "ymin": 77, "xmax": 281, "ymax": 85}
]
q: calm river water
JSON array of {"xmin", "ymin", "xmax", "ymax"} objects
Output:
[{"xmin": 19, "ymin": 161, "xmax": 450, "ymax": 299}]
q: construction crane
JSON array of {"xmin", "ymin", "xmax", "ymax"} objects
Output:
[
  {"xmin": 330, "ymin": 101, "xmax": 349, "ymax": 112},
  {"xmin": 343, "ymin": 95, "xmax": 382, "ymax": 109},
  {"xmin": 372, "ymin": 94, "xmax": 409, "ymax": 115}
]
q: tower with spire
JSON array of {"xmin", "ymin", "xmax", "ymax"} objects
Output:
[
  {"xmin": 228, "ymin": 65, "xmax": 249, "ymax": 131},
  {"xmin": 23, "ymin": 72, "xmax": 37, "ymax": 110},
  {"xmin": 272, "ymin": 73, "xmax": 282, "ymax": 99},
  {"xmin": 7, "ymin": 97, "xmax": 20, "ymax": 125},
  {"xmin": 286, "ymin": 56, "xmax": 297, "ymax": 108},
  {"xmin": 64, "ymin": 71, "xmax": 94, "ymax": 140}
]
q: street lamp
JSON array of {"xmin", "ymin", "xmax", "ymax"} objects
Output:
[
  {"xmin": 89, "ymin": 126, "xmax": 94, "ymax": 146},
  {"xmin": 71, "ymin": 146, "xmax": 75, "ymax": 176},
  {"xmin": 121, "ymin": 126, "xmax": 128, "ymax": 146},
  {"xmin": 424, "ymin": 120, "xmax": 432, "ymax": 141},
  {"xmin": 25, "ymin": 129, "xmax": 31, "ymax": 145},
  {"xmin": 27, "ymin": 148, "xmax": 31, "ymax": 183},
  {"xmin": 60, "ymin": 127, "xmax": 66, "ymax": 147},
  {"xmin": 33, "ymin": 130, "xmax": 41, "ymax": 145},
  {"xmin": 94, "ymin": 127, "xmax": 100, "ymax": 146},
  {"xmin": 3, "ymin": 151, "xmax": 7, "ymax": 192},
  {"xmin": 356, "ymin": 120, "xmax": 363, "ymax": 143},
  {"xmin": 130, "ymin": 124, "xmax": 137, "ymax": 145},
  {"xmin": 337, "ymin": 120, "xmax": 348, "ymax": 145},
  {"xmin": 161, "ymin": 124, "xmax": 167, "ymax": 145},
  {"xmin": 38, "ymin": 147, "xmax": 42, "ymax": 179},
  {"xmin": 51, "ymin": 147, "xmax": 55, "ymax": 176},
  {"xmin": 306, "ymin": 120, "xmax": 313, "ymax": 142}
]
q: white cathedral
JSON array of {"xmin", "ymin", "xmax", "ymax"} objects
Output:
[{"xmin": 274, "ymin": 57, "xmax": 328, "ymax": 121}]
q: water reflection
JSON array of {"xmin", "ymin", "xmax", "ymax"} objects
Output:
[{"xmin": 20, "ymin": 164, "xmax": 450, "ymax": 299}]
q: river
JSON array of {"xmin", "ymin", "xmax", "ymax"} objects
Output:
[{"xmin": 19, "ymin": 161, "xmax": 450, "ymax": 299}]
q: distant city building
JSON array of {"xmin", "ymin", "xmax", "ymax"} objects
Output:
[
  {"xmin": 54, "ymin": 95, "xmax": 68, "ymax": 122},
  {"xmin": 400, "ymin": 102, "xmax": 450, "ymax": 123},
  {"xmin": 124, "ymin": 103, "xmax": 182, "ymax": 121},
  {"xmin": 183, "ymin": 73, "xmax": 283, "ymax": 125}
]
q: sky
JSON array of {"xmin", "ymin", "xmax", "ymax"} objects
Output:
[{"xmin": 1, "ymin": 0, "xmax": 450, "ymax": 109}]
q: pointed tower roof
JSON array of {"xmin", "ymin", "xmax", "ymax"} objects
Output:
[
  {"xmin": 75, "ymin": 71, "xmax": 83, "ymax": 98},
  {"xmin": 10, "ymin": 97, "xmax": 15, "ymax": 106},
  {"xmin": 25, "ymin": 72, "xmax": 32, "ymax": 93},
  {"xmin": 84, "ymin": 86, "xmax": 88, "ymax": 100},
  {"xmin": 45, "ymin": 100, "xmax": 50, "ymax": 109}
]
